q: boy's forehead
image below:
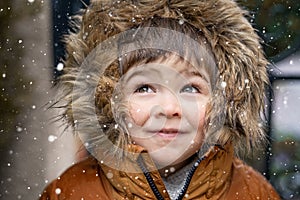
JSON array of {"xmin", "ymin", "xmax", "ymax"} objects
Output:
[
  {"xmin": 159, "ymin": 54, "xmax": 203, "ymax": 73},
  {"xmin": 124, "ymin": 55, "xmax": 211, "ymax": 82},
  {"xmin": 133, "ymin": 52, "xmax": 205, "ymax": 69}
]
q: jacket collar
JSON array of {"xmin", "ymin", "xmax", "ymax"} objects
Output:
[{"xmin": 99, "ymin": 143, "xmax": 234, "ymax": 199}]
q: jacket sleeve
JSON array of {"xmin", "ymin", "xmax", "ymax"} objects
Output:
[
  {"xmin": 39, "ymin": 180, "xmax": 59, "ymax": 200},
  {"xmin": 226, "ymin": 158, "xmax": 281, "ymax": 199},
  {"xmin": 38, "ymin": 157, "xmax": 113, "ymax": 200}
]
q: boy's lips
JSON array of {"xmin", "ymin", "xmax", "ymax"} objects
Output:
[
  {"xmin": 151, "ymin": 128, "xmax": 182, "ymax": 139},
  {"xmin": 157, "ymin": 132, "xmax": 178, "ymax": 139}
]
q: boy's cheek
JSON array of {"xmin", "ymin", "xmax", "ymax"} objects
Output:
[
  {"xmin": 182, "ymin": 103, "xmax": 207, "ymax": 128},
  {"xmin": 181, "ymin": 101, "xmax": 207, "ymax": 116},
  {"xmin": 128, "ymin": 103, "xmax": 148, "ymax": 127}
]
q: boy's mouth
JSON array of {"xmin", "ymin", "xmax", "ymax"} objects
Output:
[{"xmin": 156, "ymin": 128, "xmax": 180, "ymax": 139}]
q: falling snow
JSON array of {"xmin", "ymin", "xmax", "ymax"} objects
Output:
[
  {"xmin": 0, "ymin": 1, "xmax": 299, "ymax": 200},
  {"xmin": 16, "ymin": 126, "xmax": 23, "ymax": 132},
  {"xmin": 106, "ymin": 172, "xmax": 113, "ymax": 179},
  {"xmin": 56, "ymin": 62, "xmax": 64, "ymax": 71},
  {"xmin": 55, "ymin": 188, "xmax": 61, "ymax": 195},
  {"xmin": 221, "ymin": 81, "xmax": 227, "ymax": 88},
  {"xmin": 178, "ymin": 19, "xmax": 184, "ymax": 25},
  {"xmin": 48, "ymin": 135, "xmax": 57, "ymax": 143}
]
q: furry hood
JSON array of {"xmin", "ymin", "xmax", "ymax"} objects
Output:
[{"xmin": 58, "ymin": 0, "xmax": 269, "ymax": 157}]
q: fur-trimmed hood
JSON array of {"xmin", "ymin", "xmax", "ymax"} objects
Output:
[{"xmin": 58, "ymin": 0, "xmax": 269, "ymax": 157}]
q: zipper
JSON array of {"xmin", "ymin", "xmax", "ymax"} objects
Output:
[
  {"xmin": 137, "ymin": 155, "xmax": 206, "ymax": 200},
  {"xmin": 137, "ymin": 155, "xmax": 164, "ymax": 200}
]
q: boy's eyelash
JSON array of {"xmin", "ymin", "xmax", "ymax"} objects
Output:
[
  {"xmin": 132, "ymin": 83, "xmax": 204, "ymax": 93},
  {"xmin": 182, "ymin": 84, "xmax": 202, "ymax": 93},
  {"xmin": 134, "ymin": 84, "xmax": 156, "ymax": 93}
]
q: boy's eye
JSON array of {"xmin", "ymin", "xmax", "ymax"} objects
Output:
[
  {"xmin": 180, "ymin": 85, "xmax": 200, "ymax": 93},
  {"xmin": 134, "ymin": 84, "xmax": 155, "ymax": 93}
]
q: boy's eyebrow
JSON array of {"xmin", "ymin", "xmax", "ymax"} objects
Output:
[
  {"xmin": 124, "ymin": 67, "xmax": 161, "ymax": 82},
  {"xmin": 179, "ymin": 68, "xmax": 209, "ymax": 83}
]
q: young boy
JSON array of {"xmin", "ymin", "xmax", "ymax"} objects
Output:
[{"xmin": 41, "ymin": 0, "xmax": 280, "ymax": 199}]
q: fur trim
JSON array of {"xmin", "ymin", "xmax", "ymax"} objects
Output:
[{"xmin": 57, "ymin": 0, "xmax": 269, "ymax": 156}]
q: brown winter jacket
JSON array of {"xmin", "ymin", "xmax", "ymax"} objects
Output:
[{"xmin": 40, "ymin": 143, "xmax": 280, "ymax": 200}]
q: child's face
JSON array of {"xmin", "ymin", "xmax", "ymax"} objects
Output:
[{"xmin": 121, "ymin": 55, "xmax": 211, "ymax": 168}]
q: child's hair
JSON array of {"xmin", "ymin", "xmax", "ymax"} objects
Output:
[
  {"xmin": 58, "ymin": 0, "xmax": 269, "ymax": 159},
  {"xmin": 117, "ymin": 17, "xmax": 216, "ymax": 77}
]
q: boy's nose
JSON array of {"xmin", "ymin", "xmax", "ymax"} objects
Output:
[{"xmin": 153, "ymin": 91, "xmax": 181, "ymax": 118}]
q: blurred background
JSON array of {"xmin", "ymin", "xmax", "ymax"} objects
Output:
[{"xmin": 0, "ymin": 0, "xmax": 299, "ymax": 199}]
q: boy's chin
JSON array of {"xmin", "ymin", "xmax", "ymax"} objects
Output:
[{"xmin": 148, "ymin": 145, "xmax": 202, "ymax": 171}]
